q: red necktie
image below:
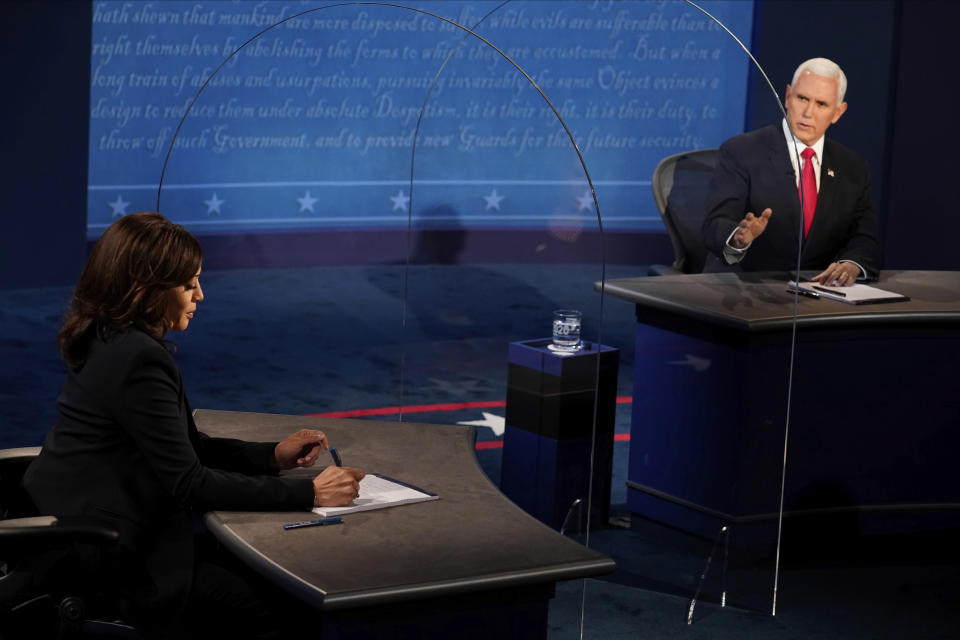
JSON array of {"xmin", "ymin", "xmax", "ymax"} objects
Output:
[{"xmin": 799, "ymin": 147, "xmax": 817, "ymax": 238}]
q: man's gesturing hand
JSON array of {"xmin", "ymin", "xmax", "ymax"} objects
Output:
[{"xmin": 730, "ymin": 208, "xmax": 773, "ymax": 249}]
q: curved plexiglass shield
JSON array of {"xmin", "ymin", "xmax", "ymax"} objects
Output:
[
  {"xmin": 398, "ymin": 3, "xmax": 612, "ymax": 538},
  {"xmin": 143, "ymin": 1, "xmax": 613, "ymax": 627},
  {"xmin": 575, "ymin": 0, "xmax": 795, "ymax": 625}
]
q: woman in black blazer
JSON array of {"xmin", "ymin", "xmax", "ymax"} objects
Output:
[{"xmin": 24, "ymin": 212, "xmax": 364, "ymax": 637}]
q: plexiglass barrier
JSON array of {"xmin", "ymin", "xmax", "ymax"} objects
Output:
[{"xmin": 98, "ymin": 0, "xmax": 812, "ymax": 634}]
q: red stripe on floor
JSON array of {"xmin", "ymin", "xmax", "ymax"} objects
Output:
[
  {"xmin": 307, "ymin": 398, "xmax": 634, "ymax": 449},
  {"xmin": 310, "ymin": 397, "xmax": 632, "ymax": 419},
  {"xmin": 307, "ymin": 400, "xmax": 506, "ymax": 419}
]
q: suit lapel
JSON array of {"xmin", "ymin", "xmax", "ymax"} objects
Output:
[{"xmin": 767, "ymin": 126, "xmax": 801, "ymax": 244}]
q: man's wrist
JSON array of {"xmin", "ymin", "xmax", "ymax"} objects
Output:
[
  {"xmin": 837, "ymin": 259, "xmax": 866, "ymax": 280},
  {"xmin": 723, "ymin": 229, "xmax": 748, "ymax": 264},
  {"xmin": 724, "ymin": 228, "xmax": 749, "ymax": 252}
]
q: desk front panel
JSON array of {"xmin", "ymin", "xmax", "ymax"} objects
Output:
[{"xmin": 623, "ymin": 284, "xmax": 960, "ymax": 537}]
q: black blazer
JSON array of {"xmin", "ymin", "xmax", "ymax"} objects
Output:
[
  {"xmin": 702, "ymin": 124, "xmax": 880, "ymax": 277},
  {"xmin": 24, "ymin": 327, "xmax": 314, "ymax": 629}
]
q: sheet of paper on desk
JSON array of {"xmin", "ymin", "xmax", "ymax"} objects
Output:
[
  {"xmin": 788, "ymin": 281, "xmax": 909, "ymax": 305},
  {"xmin": 312, "ymin": 473, "xmax": 438, "ymax": 517}
]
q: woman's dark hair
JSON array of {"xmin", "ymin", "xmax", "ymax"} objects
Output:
[{"xmin": 58, "ymin": 212, "xmax": 202, "ymax": 366}]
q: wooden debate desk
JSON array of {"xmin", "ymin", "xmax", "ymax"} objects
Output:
[
  {"xmin": 598, "ymin": 271, "xmax": 960, "ymax": 538},
  {"xmin": 197, "ymin": 410, "xmax": 615, "ymax": 639}
]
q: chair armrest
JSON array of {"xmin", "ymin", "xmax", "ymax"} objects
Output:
[
  {"xmin": 0, "ymin": 518, "xmax": 119, "ymax": 556},
  {"xmin": 0, "ymin": 447, "xmax": 42, "ymax": 463}
]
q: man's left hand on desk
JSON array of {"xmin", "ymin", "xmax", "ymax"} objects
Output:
[{"xmin": 810, "ymin": 261, "xmax": 861, "ymax": 287}]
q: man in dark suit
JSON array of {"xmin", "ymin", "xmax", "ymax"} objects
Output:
[{"xmin": 702, "ymin": 57, "xmax": 880, "ymax": 284}]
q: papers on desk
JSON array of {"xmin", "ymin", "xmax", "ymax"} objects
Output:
[
  {"xmin": 312, "ymin": 473, "xmax": 438, "ymax": 517},
  {"xmin": 788, "ymin": 281, "xmax": 909, "ymax": 305}
]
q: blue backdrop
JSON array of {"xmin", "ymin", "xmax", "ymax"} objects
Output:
[{"xmin": 87, "ymin": 0, "xmax": 754, "ymax": 237}]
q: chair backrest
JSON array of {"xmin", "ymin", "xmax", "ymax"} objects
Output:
[
  {"xmin": 0, "ymin": 447, "xmax": 135, "ymax": 638},
  {"xmin": 0, "ymin": 447, "xmax": 41, "ymax": 520},
  {"xmin": 651, "ymin": 149, "xmax": 719, "ymax": 274}
]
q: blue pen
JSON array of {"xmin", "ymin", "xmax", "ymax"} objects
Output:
[
  {"xmin": 329, "ymin": 446, "xmax": 343, "ymax": 467},
  {"xmin": 282, "ymin": 516, "xmax": 343, "ymax": 530}
]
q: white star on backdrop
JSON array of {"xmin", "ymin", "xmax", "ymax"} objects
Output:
[
  {"xmin": 483, "ymin": 189, "xmax": 505, "ymax": 211},
  {"xmin": 297, "ymin": 191, "xmax": 318, "ymax": 213},
  {"xmin": 390, "ymin": 190, "xmax": 410, "ymax": 212},
  {"xmin": 457, "ymin": 412, "xmax": 505, "ymax": 436},
  {"xmin": 204, "ymin": 193, "xmax": 225, "ymax": 215},
  {"xmin": 108, "ymin": 195, "xmax": 130, "ymax": 218},
  {"xmin": 668, "ymin": 354, "xmax": 711, "ymax": 372},
  {"xmin": 575, "ymin": 190, "xmax": 594, "ymax": 212}
]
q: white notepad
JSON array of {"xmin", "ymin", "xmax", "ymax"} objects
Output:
[
  {"xmin": 312, "ymin": 473, "xmax": 438, "ymax": 517},
  {"xmin": 788, "ymin": 281, "xmax": 909, "ymax": 305}
]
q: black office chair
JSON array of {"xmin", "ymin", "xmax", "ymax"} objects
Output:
[
  {"xmin": 0, "ymin": 447, "xmax": 140, "ymax": 639},
  {"xmin": 648, "ymin": 148, "xmax": 719, "ymax": 275}
]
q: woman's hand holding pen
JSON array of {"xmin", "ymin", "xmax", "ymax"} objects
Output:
[
  {"xmin": 275, "ymin": 429, "xmax": 329, "ymax": 470},
  {"xmin": 313, "ymin": 466, "xmax": 365, "ymax": 507},
  {"xmin": 275, "ymin": 429, "xmax": 364, "ymax": 505}
]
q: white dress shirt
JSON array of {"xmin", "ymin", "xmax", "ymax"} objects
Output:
[{"xmin": 781, "ymin": 117, "xmax": 824, "ymax": 192}]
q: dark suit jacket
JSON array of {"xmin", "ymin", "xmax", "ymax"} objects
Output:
[
  {"xmin": 702, "ymin": 124, "xmax": 880, "ymax": 277},
  {"xmin": 24, "ymin": 327, "xmax": 314, "ymax": 629}
]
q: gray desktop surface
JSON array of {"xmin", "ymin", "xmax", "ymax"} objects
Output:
[
  {"xmin": 198, "ymin": 409, "xmax": 615, "ymax": 611},
  {"xmin": 597, "ymin": 270, "xmax": 960, "ymax": 332}
]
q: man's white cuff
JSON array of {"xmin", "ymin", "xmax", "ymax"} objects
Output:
[{"xmin": 723, "ymin": 228, "xmax": 749, "ymax": 264}]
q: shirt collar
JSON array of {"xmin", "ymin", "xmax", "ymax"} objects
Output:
[{"xmin": 781, "ymin": 118, "xmax": 825, "ymax": 160}]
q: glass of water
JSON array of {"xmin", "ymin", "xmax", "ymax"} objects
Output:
[{"xmin": 551, "ymin": 309, "xmax": 582, "ymax": 352}]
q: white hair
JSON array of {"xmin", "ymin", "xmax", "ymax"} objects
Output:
[{"xmin": 792, "ymin": 57, "xmax": 847, "ymax": 105}]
